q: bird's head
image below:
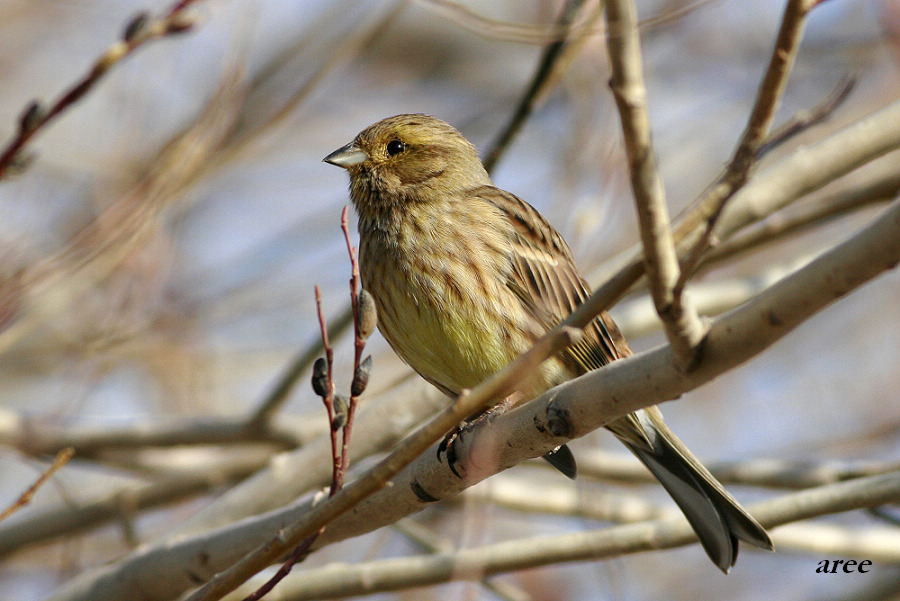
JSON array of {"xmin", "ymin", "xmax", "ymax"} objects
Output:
[{"xmin": 323, "ymin": 114, "xmax": 491, "ymax": 219}]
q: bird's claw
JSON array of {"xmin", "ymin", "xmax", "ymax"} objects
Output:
[{"xmin": 437, "ymin": 421, "xmax": 470, "ymax": 478}]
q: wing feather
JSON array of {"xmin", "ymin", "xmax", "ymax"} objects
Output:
[{"xmin": 472, "ymin": 186, "xmax": 628, "ymax": 372}]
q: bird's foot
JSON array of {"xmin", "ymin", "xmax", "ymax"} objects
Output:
[{"xmin": 437, "ymin": 420, "xmax": 474, "ymax": 478}]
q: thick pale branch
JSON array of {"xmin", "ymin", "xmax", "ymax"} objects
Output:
[
  {"xmin": 460, "ymin": 473, "xmax": 671, "ymax": 523},
  {"xmin": 221, "ymin": 471, "xmax": 900, "ymax": 601},
  {"xmin": 769, "ymin": 523, "xmax": 900, "ymax": 560},
  {"xmin": 508, "ymin": 198, "xmax": 900, "ymax": 448}
]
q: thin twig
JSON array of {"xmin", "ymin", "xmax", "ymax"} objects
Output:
[
  {"xmin": 0, "ymin": 448, "xmax": 74, "ymax": 522},
  {"xmin": 240, "ymin": 287, "xmax": 338, "ymax": 601},
  {"xmin": 244, "ymin": 210, "xmax": 372, "ymax": 600},
  {"xmin": 705, "ymin": 174, "xmax": 899, "ymax": 266},
  {"xmin": 0, "ymin": 0, "xmax": 204, "ymax": 180},
  {"xmin": 416, "ymin": 0, "xmax": 590, "ymax": 45},
  {"xmin": 313, "ymin": 285, "xmax": 339, "ymax": 492},
  {"xmin": 605, "ymin": 0, "xmax": 706, "ymax": 366},
  {"xmin": 392, "ymin": 519, "xmax": 533, "ymax": 601},
  {"xmin": 0, "ymin": 449, "xmax": 268, "ymax": 557},
  {"xmin": 7, "ymin": 415, "xmax": 306, "ymax": 459},
  {"xmin": 241, "ymin": 529, "xmax": 325, "ymax": 601},
  {"xmin": 673, "ymin": 0, "xmax": 820, "ymax": 287},
  {"xmin": 339, "ymin": 206, "xmax": 364, "ymax": 481},
  {"xmin": 482, "ymin": 0, "xmax": 589, "ymax": 173},
  {"xmin": 758, "ymin": 75, "xmax": 856, "ymax": 157},
  {"xmin": 574, "ymin": 450, "xmax": 900, "ymax": 490}
]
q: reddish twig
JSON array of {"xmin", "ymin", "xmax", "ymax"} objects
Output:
[
  {"xmin": 313, "ymin": 285, "xmax": 340, "ymax": 493},
  {"xmin": 240, "ymin": 528, "xmax": 325, "ymax": 601},
  {"xmin": 340, "ymin": 206, "xmax": 369, "ymax": 479},
  {"xmin": 243, "ymin": 288, "xmax": 336, "ymax": 601},
  {"xmin": 243, "ymin": 209, "xmax": 374, "ymax": 601},
  {"xmin": 0, "ymin": 0, "xmax": 204, "ymax": 181}
]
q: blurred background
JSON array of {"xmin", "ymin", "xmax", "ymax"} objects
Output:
[{"xmin": 0, "ymin": 1, "xmax": 899, "ymax": 600}]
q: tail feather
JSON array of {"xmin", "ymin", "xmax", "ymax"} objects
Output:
[
  {"xmin": 618, "ymin": 408, "xmax": 773, "ymax": 572},
  {"xmin": 543, "ymin": 443, "xmax": 578, "ymax": 479}
]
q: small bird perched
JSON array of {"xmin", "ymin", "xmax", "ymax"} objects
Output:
[{"xmin": 324, "ymin": 113, "xmax": 772, "ymax": 571}]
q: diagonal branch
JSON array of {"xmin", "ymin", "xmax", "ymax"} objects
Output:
[
  {"xmin": 0, "ymin": 0, "xmax": 204, "ymax": 180},
  {"xmin": 673, "ymin": 0, "xmax": 822, "ymax": 282},
  {"xmin": 482, "ymin": 0, "xmax": 591, "ymax": 173}
]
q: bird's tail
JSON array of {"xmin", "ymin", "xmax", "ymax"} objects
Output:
[{"xmin": 614, "ymin": 407, "xmax": 773, "ymax": 572}]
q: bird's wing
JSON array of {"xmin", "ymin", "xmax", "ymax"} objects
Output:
[
  {"xmin": 473, "ymin": 185, "xmax": 629, "ymax": 371},
  {"xmin": 474, "ymin": 185, "xmax": 651, "ymax": 449}
]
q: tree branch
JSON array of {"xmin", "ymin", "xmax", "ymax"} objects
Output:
[
  {"xmin": 0, "ymin": 0, "xmax": 203, "ymax": 180},
  {"xmin": 605, "ymin": 0, "xmax": 705, "ymax": 366},
  {"xmin": 221, "ymin": 471, "xmax": 900, "ymax": 601}
]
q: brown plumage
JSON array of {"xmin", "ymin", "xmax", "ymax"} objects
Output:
[{"xmin": 324, "ymin": 113, "xmax": 772, "ymax": 571}]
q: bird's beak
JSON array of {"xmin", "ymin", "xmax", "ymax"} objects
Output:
[{"xmin": 323, "ymin": 142, "xmax": 368, "ymax": 169}]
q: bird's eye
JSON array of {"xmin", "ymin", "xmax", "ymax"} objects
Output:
[{"xmin": 386, "ymin": 139, "xmax": 406, "ymax": 156}]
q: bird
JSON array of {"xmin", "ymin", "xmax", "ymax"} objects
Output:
[{"xmin": 323, "ymin": 113, "xmax": 772, "ymax": 571}]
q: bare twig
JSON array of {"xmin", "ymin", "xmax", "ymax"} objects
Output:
[
  {"xmin": 416, "ymin": 0, "xmax": 591, "ymax": 44},
  {"xmin": 772, "ymin": 521, "xmax": 900, "ymax": 560},
  {"xmin": 313, "ymin": 285, "xmax": 340, "ymax": 493},
  {"xmin": 583, "ymin": 98, "xmax": 900, "ymax": 332},
  {"xmin": 239, "ymin": 287, "xmax": 338, "ymax": 601},
  {"xmin": 673, "ymin": 0, "xmax": 821, "ymax": 285},
  {"xmin": 482, "ymin": 0, "xmax": 589, "ymax": 173},
  {"xmin": 0, "ymin": 0, "xmax": 204, "ymax": 180},
  {"xmin": 705, "ymin": 171, "xmax": 900, "ymax": 265},
  {"xmin": 244, "ymin": 210, "xmax": 374, "ymax": 600},
  {"xmin": 392, "ymin": 518, "xmax": 533, "ymax": 601},
  {"xmin": 241, "ymin": 528, "xmax": 324, "ymax": 601},
  {"xmin": 0, "ymin": 449, "xmax": 268, "ymax": 557},
  {"xmin": 575, "ymin": 450, "xmax": 900, "ymax": 490},
  {"xmin": 605, "ymin": 0, "xmax": 705, "ymax": 366},
  {"xmin": 3, "ymin": 414, "xmax": 310, "ymax": 459},
  {"xmin": 758, "ymin": 75, "xmax": 856, "ymax": 157},
  {"xmin": 0, "ymin": 448, "xmax": 74, "ymax": 522},
  {"xmin": 462, "ymin": 472, "xmax": 670, "ymax": 523},
  {"xmin": 339, "ymin": 206, "xmax": 367, "ymax": 480}
]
